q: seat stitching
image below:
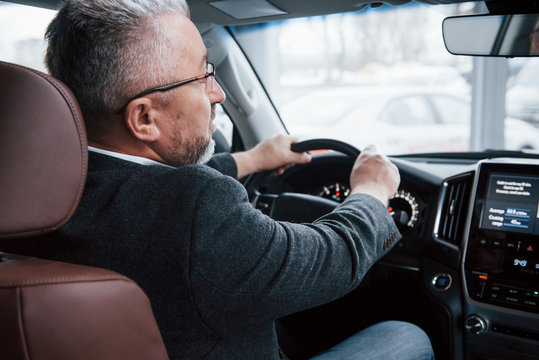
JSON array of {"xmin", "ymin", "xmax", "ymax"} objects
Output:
[{"xmin": 0, "ymin": 275, "xmax": 130, "ymax": 287}]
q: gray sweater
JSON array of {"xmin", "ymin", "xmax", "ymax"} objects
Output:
[{"xmin": 15, "ymin": 152, "xmax": 400, "ymax": 359}]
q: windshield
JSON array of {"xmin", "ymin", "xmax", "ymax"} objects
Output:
[
  {"xmin": 232, "ymin": 3, "xmax": 539, "ymax": 155},
  {"xmin": 4, "ymin": 1, "xmax": 539, "ymax": 156}
]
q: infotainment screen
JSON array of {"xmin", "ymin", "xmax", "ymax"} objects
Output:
[
  {"xmin": 465, "ymin": 163, "xmax": 539, "ymax": 314},
  {"xmin": 480, "ymin": 173, "xmax": 539, "ymax": 235}
]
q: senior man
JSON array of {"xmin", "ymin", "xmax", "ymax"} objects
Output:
[{"xmin": 16, "ymin": 0, "xmax": 434, "ymax": 359}]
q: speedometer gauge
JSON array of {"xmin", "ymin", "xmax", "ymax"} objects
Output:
[
  {"xmin": 388, "ymin": 190, "xmax": 419, "ymax": 230},
  {"xmin": 319, "ymin": 182, "xmax": 350, "ymax": 203}
]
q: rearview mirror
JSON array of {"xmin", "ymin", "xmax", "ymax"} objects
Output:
[{"xmin": 443, "ymin": 14, "xmax": 539, "ymax": 57}]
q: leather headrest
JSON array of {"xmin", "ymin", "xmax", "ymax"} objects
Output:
[{"xmin": 0, "ymin": 61, "xmax": 87, "ymax": 239}]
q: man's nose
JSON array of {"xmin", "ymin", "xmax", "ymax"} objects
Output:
[{"xmin": 210, "ymin": 81, "xmax": 226, "ymax": 104}]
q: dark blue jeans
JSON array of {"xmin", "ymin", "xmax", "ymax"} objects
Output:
[{"xmin": 310, "ymin": 321, "xmax": 434, "ymax": 360}]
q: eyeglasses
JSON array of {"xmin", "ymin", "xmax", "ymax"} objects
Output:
[{"xmin": 116, "ymin": 62, "xmax": 215, "ymax": 114}]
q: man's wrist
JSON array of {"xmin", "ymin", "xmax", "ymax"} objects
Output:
[
  {"xmin": 350, "ymin": 185, "xmax": 390, "ymax": 206},
  {"xmin": 231, "ymin": 149, "xmax": 261, "ymax": 178}
]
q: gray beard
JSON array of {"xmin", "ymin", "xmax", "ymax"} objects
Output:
[{"xmin": 198, "ymin": 138, "xmax": 215, "ymax": 164}]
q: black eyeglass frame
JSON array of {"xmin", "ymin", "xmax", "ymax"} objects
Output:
[{"xmin": 116, "ymin": 62, "xmax": 215, "ymax": 114}]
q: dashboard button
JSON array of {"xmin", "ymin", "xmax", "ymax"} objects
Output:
[
  {"xmin": 465, "ymin": 315, "xmax": 487, "ymax": 335},
  {"xmin": 488, "ymin": 284, "xmax": 503, "ymax": 300},
  {"xmin": 505, "ymin": 241, "xmax": 518, "ymax": 252},
  {"xmin": 521, "ymin": 242, "xmax": 535, "ymax": 254},
  {"xmin": 507, "ymin": 288, "xmax": 520, "ymax": 296},
  {"xmin": 432, "ymin": 273, "xmax": 452, "ymax": 291},
  {"xmin": 504, "ymin": 296, "xmax": 521, "ymax": 304}
]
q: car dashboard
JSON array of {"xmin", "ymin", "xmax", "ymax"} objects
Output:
[{"xmin": 252, "ymin": 152, "xmax": 539, "ymax": 360}]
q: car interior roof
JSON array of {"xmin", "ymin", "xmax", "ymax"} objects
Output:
[{"xmin": 5, "ymin": 0, "xmax": 483, "ymax": 23}]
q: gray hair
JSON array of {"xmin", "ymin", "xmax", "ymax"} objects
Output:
[{"xmin": 45, "ymin": 0, "xmax": 190, "ymax": 136}]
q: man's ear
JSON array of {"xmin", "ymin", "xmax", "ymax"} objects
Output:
[{"xmin": 124, "ymin": 98, "xmax": 161, "ymax": 142}]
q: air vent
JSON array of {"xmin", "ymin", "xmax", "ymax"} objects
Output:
[{"xmin": 435, "ymin": 173, "xmax": 473, "ymax": 249}]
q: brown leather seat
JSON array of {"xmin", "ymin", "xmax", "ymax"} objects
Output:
[{"xmin": 0, "ymin": 61, "xmax": 169, "ymax": 360}]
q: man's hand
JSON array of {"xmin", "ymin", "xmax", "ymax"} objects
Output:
[
  {"xmin": 232, "ymin": 135, "xmax": 311, "ymax": 179},
  {"xmin": 349, "ymin": 145, "xmax": 400, "ymax": 205}
]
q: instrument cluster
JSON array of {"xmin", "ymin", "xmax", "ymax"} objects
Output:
[{"xmin": 317, "ymin": 182, "xmax": 419, "ymax": 231}]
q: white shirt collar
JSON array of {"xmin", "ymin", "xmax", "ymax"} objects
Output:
[{"xmin": 88, "ymin": 146, "xmax": 173, "ymax": 168}]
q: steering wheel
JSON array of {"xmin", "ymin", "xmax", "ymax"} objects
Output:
[
  {"xmin": 290, "ymin": 138, "xmax": 360, "ymax": 159},
  {"xmin": 244, "ymin": 138, "xmax": 361, "ymax": 223}
]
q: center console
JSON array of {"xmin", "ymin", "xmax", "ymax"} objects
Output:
[{"xmin": 463, "ymin": 160, "xmax": 539, "ymax": 359}]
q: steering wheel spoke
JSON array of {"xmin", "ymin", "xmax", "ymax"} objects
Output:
[{"xmin": 253, "ymin": 192, "xmax": 338, "ymax": 223}]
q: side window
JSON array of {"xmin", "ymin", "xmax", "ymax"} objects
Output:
[
  {"xmin": 0, "ymin": 2, "xmax": 238, "ymax": 156},
  {"xmin": 213, "ymin": 104, "xmax": 234, "ymax": 153},
  {"xmin": 381, "ymin": 96, "xmax": 436, "ymax": 126},
  {"xmin": 0, "ymin": 2, "xmax": 56, "ymax": 71}
]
